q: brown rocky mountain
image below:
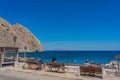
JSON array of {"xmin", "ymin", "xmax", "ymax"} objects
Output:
[{"xmin": 0, "ymin": 17, "xmax": 44, "ymax": 52}]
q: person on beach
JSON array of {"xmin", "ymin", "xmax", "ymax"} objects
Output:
[
  {"xmin": 97, "ymin": 63, "xmax": 102, "ymax": 67},
  {"xmin": 52, "ymin": 57, "xmax": 57, "ymax": 63},
  {"xmin": 36, "ymin": 57, "xmax": 45, "ymax": 70},
  {"xmin": 89, "ymin": 61, "xmax": 96, "ymax": 68},
  {"xmin": 84, "ymin": 59, "xmax": 90, "ymax": 66},
  {"xmin": 88, "ymin": 61, "xmax": 96, "ymax": 76},
  {"xmin": 36, "ymin": 57, "xmax": 44, "ymax": 64}
]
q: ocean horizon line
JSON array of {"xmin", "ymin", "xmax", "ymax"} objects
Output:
[
  {"xmin": 20, "ymin": 50, "xmax": 120, "ymax": 53},
  {"xmin": 43, "ymin": 50, "xmax": 120, "ymax": 52}
]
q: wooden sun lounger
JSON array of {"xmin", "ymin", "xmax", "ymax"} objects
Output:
[{"xmin": 46, "ymin": 62, "xmax": 65, "ymax": 73}]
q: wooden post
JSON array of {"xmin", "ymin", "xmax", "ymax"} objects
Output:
[
  {"xmin": 2, "ymin": 51, "xmax": 4, "ymax": 64},
  {"xmin": 102, "ymin": 67, "xmax": 105, "ymax": 79},
  {"xmin": 116, "ymin": 56, "xmax": 120, "ymax": 76},
  {"xmin": 0, "ymin": 52, "xmax": 2, "ymax": 68},
  {"xmin": 77, "ymin": 66, "xmax": 80, "ymax": 76},
  {"xmin": 118, "ymin": 60, "xmax": 120, "ymax": 76},
  {"xmin": 16, "ymin": 51, "xmax": 19, "ymax": 62}
]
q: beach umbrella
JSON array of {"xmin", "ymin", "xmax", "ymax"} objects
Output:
[{"xmin": 115, "ymin": 55, "xmax": 120, "ymax": 76}]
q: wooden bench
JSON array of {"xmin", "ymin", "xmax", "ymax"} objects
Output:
[
  {"xmin": 46, "ymin": 62, "xmax": 65, "ymax": 73},
  {"xmin": 80, "ymin": 66, "xmax": 103, "ymax": 78}
]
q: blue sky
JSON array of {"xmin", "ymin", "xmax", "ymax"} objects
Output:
[{"xmin": 0, "ymin": 0, "xmax": 120, "ymax": 50}]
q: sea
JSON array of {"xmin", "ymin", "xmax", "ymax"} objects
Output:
[{"xmin": 19, "ymin": 51, "xmax": 120, "ymax": 65}]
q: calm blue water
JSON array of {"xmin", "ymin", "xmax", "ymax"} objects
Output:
[{"xmin": 19, "ymin": 51, "xmax": 120, "ymax": 64}]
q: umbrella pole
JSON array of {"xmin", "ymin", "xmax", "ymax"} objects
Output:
[
  {"xmin": 24, "ymin": 51, "xmax": 26, "ymax": 62},
  {"xmin": 118, "ymin": 59, "xmax": 120, "ymax": 76}
]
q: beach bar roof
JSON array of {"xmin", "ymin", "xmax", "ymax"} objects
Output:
[
  {"xmin": 0, "ymin": 47, "xmax": 19, "ymax": 68},
  {"xmin": 0, "ymin": 47, "xmax": 19, "ymax": 52}
]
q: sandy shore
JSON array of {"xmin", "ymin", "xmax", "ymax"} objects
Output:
[
  {"xmin": 0, "ymin": 75, "xmax": 23, "ymax": 80},
  {"xmin": 0, "ymin": 64, "xmax": 119, "ymax": 80},
  {"xmin": 0, "ymin": 68, "xmax": 79, "ymax": 80}
]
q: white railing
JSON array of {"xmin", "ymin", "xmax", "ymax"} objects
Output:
[{"xmin": 65, "ymin": 65, "xmax": 80, "ymax": 76}]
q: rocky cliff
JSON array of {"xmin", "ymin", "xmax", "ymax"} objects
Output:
[{"xmin": 0, "ymin": 17, "xmax": 44, "ymax": 52}]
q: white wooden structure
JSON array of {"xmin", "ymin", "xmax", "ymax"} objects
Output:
[{"xmin": 0, "ymin": 47, "xmax": 19, "ymax": 67}]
